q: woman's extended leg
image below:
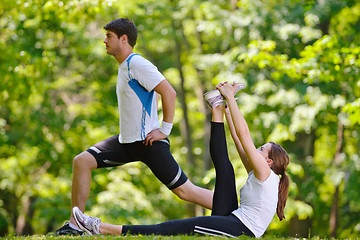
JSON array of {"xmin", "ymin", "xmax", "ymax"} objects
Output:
[
  {"xmin": 119, "ymin": 215, "xmax": 252, "ymax": 237},
  {"xmin": 210, "ymin": 105, "xmax": 238, "ymax": 216},
  {"xmin": 73, "ymin": 204, "xmax": 254, "ymax": 237}
]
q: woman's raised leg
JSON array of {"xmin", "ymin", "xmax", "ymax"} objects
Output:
[{"xmin": 210, "ymin": 105, "xmax": 238, "ymax": 216}]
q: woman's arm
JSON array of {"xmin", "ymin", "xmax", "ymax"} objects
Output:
[
  {"xmin": 218, "ymin": 82, "xmax": 271, "ymax": 181},
  {"xmin": 225, "ymin": 107, "xmax": 253, "ymax": 173}
]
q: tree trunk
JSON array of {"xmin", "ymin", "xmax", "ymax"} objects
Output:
[
  {"xmin": 169, "ymin": 1, "xmax": 202, "ymax": 216},
  {"xmin": 330, "ymin": 186, "xmax": 339, "ymax": 238},
  {"xmin": 230, "ymin": 0, "xmax": 238, "ymax": 10},
  {"xmin": 171, "ymin": 19, "xmax": 195, "ymax": 168},
  {"xmin": 289, "ymin": 216, "xmax": 312, "ymax": 238},
  {"xmin": 15, "ymin": 196, "xmax": 33, "ymax": 235},
  {"xmin": 196, "ymin": 69, "xmax": 212, "ymax": 171},
  {"xmin": 329, "ymin": 120, "xmax": 344, "ymax": 238},
  {"xmin": 190, "ymin": 7, "xmax": 213, "ymax": 171},
  {"xmin": 289, "ymin": 131, "xmax": 315, "ymax": 237}
]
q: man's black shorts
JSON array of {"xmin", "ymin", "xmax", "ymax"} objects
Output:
[{"xmin": 86, "ymin": 135, "xmax": 188, "ymax": 190}]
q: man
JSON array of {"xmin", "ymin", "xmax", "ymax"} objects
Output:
[{"xmin": 51, "ymin": 18, "xmax": 213, "ymax": 236}]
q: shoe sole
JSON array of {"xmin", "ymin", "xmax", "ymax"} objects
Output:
[
  {"xmin": 73, "ymin": 207, "xmax": 93, "ymax": 236},
  {"xmin": 204, "ymin": 90, "xmax": 226, "ymax": 108},
  {"xmin": 235, "ymin": 82, "xmax": 246, "ymax": 93},
  {"xmin": 203, "ymin": 82, "xmax": 246, "ymax": 108},
  {"xmin": 204, "ymin": 89, "xmax": 221, "ymax": 99},
  {"xmin": 204, "ymin": 82, "xmax": 246, "ymax": 100}
]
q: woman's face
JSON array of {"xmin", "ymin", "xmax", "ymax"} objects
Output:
[{"xmin": 257, "ymin": 143, "xmax": 272, "ymax": 164}]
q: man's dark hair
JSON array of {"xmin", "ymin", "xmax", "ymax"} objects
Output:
[{"xmin": 104, "ymin": 18, "xmax": 137, "ymax": 48}]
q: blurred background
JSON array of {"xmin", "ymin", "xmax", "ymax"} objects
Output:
[{"xmin": 1, "ymin": 0, "xmax": 359, "ymax": 238}]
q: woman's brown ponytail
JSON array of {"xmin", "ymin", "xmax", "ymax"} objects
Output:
[
  {"xmin": 269, "ymin": 142, "xmax": 290, "ymax": 221},
  {"xmin": 277, "ymin": 172, "xmax": 289, "ymax": 220}
]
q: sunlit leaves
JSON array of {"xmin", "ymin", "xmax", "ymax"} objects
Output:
[
  {"xmin": 343, "ymin": 98, "xmax": 360, "ymax": 125},
  {"xmin": 0, "ymin": 0, "xmax": 359, "ymax": 237}
]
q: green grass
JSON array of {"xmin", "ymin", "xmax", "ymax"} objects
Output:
[
  {"xmin": 0, "ymin": 235, "xmax": 342, "ymax": 240},
  {"xmin": 0, "ymin": 236, "xmax": 251, "ymax": 240}
]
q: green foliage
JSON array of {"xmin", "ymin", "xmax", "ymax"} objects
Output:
[{"xmin": 1, "ymin": 0, "xmax": 359, "ymax": 238}]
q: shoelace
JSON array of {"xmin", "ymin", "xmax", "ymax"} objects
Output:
[{"xmin": 84, "ymin": 216, "xmax": 97, "ymax": 226}]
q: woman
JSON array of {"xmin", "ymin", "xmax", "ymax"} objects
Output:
[{"xmin": 72, "ymin": 82, "xmax": 290, "ymax": 238}]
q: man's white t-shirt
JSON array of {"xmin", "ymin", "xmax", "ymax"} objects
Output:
[
  {"xmin": 232, "ymin": 170, "xmax": 279, "ymax": 238},
  {"xmin": 116, "ymin": 53, "xmax": 165, "ymax": 143}
]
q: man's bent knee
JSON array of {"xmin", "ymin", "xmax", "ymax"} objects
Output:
[{"xmin": 73, "ymin": 151, "xmax": 97, "ymax": 170}]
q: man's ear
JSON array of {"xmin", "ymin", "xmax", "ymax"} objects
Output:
[{"xmin": 120, "ymin": 34, "xmax": 128, "ymax": 43}]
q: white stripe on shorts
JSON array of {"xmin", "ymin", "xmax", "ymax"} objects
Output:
[
  {"xmin": 103, "ymin": 159, "xmax": 124, "ymax": 166},
  {"xmin": 166, "ymin": 166, "xmax": 182, "ymax": 188},
  {"xmin": 194, "ymin": 226, "xmax": 237, "ymax": 238},
  {"xmin": 89, "ymin": 146, "xmax": 101, "ymax": 154},
  {"xmin": 158, "ymin": 139, "xmax": 170, "ymax": 145}
]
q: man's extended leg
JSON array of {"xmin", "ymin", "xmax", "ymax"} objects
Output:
[
  {"xmin": 140, "ymin": 139, "xmax": 213, "ymax": 210},
  {"xmin": 171, "ymin": 180, "xmax": 213, "ymax": 209}
]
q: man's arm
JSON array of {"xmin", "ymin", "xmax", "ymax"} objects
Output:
[
  {"xmin": 155, "ymin": 79, "xmax": 176, "ymax": 124},
  {"xmin": 144, "ymin": 79, "xmax": 176, "ymax": 145}
]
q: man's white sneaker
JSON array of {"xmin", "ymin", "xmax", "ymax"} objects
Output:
[{"xmin": 72, "ymin": 206, "xmax": 101, "ymax": 236}]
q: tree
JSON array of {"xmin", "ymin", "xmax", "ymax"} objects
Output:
[{"xmin": 1, "ymin": 0, "xmax": 359, "ymax": 237}]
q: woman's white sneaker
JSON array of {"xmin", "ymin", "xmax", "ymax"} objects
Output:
[
  {"xmin": 203, "ymin": 82, "xmax": 246, "ymax": 108},
  {"xmin": 204, "ymin": 90, "xmax": 226, "ymax": 108}
]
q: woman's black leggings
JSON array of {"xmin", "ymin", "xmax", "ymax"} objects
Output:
[{"xmin": 121, "ymin": 122, "xmax": 254, "ymax": 237}]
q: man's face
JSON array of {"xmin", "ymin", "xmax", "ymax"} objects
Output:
[{"xmin": 103, "ymin": 30, "xmax": 121, "ymax": 56}]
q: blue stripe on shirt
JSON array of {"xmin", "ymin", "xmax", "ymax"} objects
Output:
[{"xmin": 126, "ymin": 53, "xmax": 154, "ymax": 117}]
